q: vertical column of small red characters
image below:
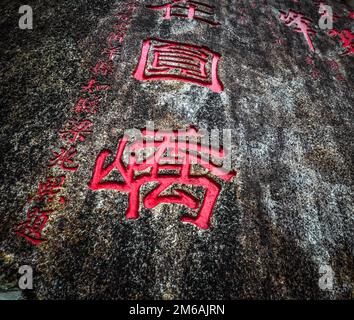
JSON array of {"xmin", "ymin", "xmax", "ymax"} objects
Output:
[{"xmin": 15, "ymin": 2, "xmax": 139, "ymax": 245}]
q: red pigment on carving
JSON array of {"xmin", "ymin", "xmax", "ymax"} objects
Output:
[
  {"xmin": 59, "ymin": 120, "xmax": 93, "ymax": 143},
  {"xmin": 328, "ymin": 29, "xmax": 354, "ymax": 56},
  {"xmin": 14, "ymin": 207, "xmax": 53, "ymax": 245},
  {"xmin": 74, "ymin": 96, "xmax": 100, "ymax": 114},
  {"xmin": 310, "ymin": 69, "xmax": 321, "ymax": 80},
  {"xmin": 107, "ymin": 32, "xmax": 124, "ymax": 47},
  {"xmin": 91, "ymin": 60, "xmax": 114, "ymax": 76},
  {"xmin": 133, "ymin": 38, "xmax": 224, "ymax": 93},
  {"xmin": 15, "ymin": 3, "xmax": 139, "ymax": 245},
  {"xmin": 28, "ymin": 176, "xmax": 66, "ymax": 203},
  {"xmin": 102, "ymin": 47, "xmax": 119, "ymax": 61},
  {"xmin": 59, "ymin": 196, "xmax": 66, "ymax": 204},
  {"xmin": 326, "ymin": 59, "xmax": 339, "ymax": 71},
  {"xmin": 335, "ymin": 73, "xmax": 345, "ymax": 81},
  {"xmin": 306, "ymin": 55, "xmax": 314, "ymax": 65},
  {"xmin": 147, "ymin": 0, "xmax": 220, "ymax": 26},
  {"xmin": 237, "ymin": 16, "xmax": 247, "ymax": 25},
  {"xmin": 88, "ymin": 127, "xmax": 236, "ymax": 230},
  {"xmin": 48, "ymin": 146, "xmax": 79, "ymax": 172},
  {"xmin": 81, "ymin": 79, "xmax": 111, "ymax": 93},
  {"xmin": 279, "ymin": 10, "xmax": 316, "ymax": 52}
]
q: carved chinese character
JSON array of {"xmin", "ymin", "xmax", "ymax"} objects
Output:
[
  {"xmin": 306, "ymin": 55, "xmax": 315, "ymax": 66},
  {"xmin": 74, "ymin": 96, "xmax": 100, "ymax": 114},
  {"xmin": 91, "ymin": 60, "xmax": 114, "ymax": 76},
  {"xmin": 328, "ymin": 29, "xmax": 354, "ymax": 56},
  {"xmin": 14, "ymin": 207, "xmax": 53, "ymax": 245},
  {"xmin": 310, "ymin": 69, "xmax": 321, "ymax": 80},
  {"xmin": 28, "ymin": 176, "xmax": 65, "ymax": 203},
  {"xmin": 279, "ymin": 10, "xmax": 316, "ymax": 52},
  {"xmin": 102, "ymin": 47, "xmax": 119, "ymax": 61},
  {"xmin": 81, "ymin": 79, "xmax": 111, "ymax": 93},
  {"xmin": 88, "ymin": 127, "xmax": 236, "ymax": 229},
  {"xmin": 107, "ymin": 32, "xmax": 124, "ymax": 47},
  {"xmin": 48, "ymin": 146, "xmax": 79, "ymax": 172},
  {"xmin": 133, "ymin": 38, "xmax": 224, "ymax": 93},
  {"xmin": 59, "ymin": 120, "xmax": 93, "ymax": 144},
  {"xmin": 335, "ymin": 73, "xmax": 345, "ymax": 81},
  {"xmin": 147, "ymin": 0, "xmax": 220, "ymax": 26},
  {"xmin": 326, "ymin": 59, "xmax": 339, "ymax": 71}
]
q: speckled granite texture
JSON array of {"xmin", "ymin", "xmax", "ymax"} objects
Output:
[{"xmin": 0, "ymin": 0, "xmax": 353, "ymax": 299}]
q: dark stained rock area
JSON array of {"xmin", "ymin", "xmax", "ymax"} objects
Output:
[{"xmin": 0, "ymin": 0, "xmax": 353, "ymax": 299}]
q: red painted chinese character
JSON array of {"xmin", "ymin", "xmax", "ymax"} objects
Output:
[
  {"xmin": 133, "ymin": 38, "xmax": 224, "ymax": 93},
  {"xmin": 29, "ymin": 176, "xmax": 65, "ymax": 203},
  {"xmin": 49, "ymin": 146, "xmax": 79, "ymax": 172},
  {"xmin": 275, "ymin": 38, "xmax": 286, "ymax": 45},
  {"xmin": 88, "ymin": 127, "xmax": 236, "ymax": 229},
  {"xmin": 237, "ymin": 15, "xmax": 247, "ymax": 25},
  {"xmin": 14, "ymin": 207, "xmax": 53, "ymax": 245},
  {"xmin": 74, "ymin": 96, "xmax": 100, "ymax": 114},
  {"xmin": 114, "ymin": 13, "xmax": 132, "ymax": 22},
  {"xmin": 112, "ymin": 22, "xmax": 127, "ymax": 31},
  {"xmin": 91, "ymin": 60, "xmax": 114, "ymax": 76},
  {"xmin": 310, "ymin": 69, "xmax": 321, "ymax": 80},
  {"xmin": 335, "ymin": 73, "xmax": 345, "ymax": 81},
  {"xmin": 326, "ymin": 59, "xmax": 339, "ymax": 71},
  {"xmin": 107, "ymin": 32, "xmax": 124, "ymax": 47},
  {"xmin": 306, "ymin": 55, "xmax": 314, "ymax": 66},
  {"xmin": 147, "ymin": 0, "xmax": 220, "ymax": 26},
  {"xmin": 328, "ymin": 29, "xmax": 354, "ymax": 56},
  {"xmin": 59, "ymin": 120, "xmax": 93, "ymax": 143},
  {"xmin": 102, "ymin": 47, "xmax": 119, "ymax": 61},
  {"xmin": 81, "ymin": 79, "xmax": 111, "ymax": 93},
  {"xmin": 279, "ymin": 10, "xmax": 316, "ymax": 52}
]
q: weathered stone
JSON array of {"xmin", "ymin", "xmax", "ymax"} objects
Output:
[{"xmin": 0, "ymin": 0, "xmax": 353, "ymax": 299}]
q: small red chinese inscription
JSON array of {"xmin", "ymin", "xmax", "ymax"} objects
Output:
[
  {"xmin": 74, "ymin": 96, "xmax": 100, "ymax": 114},
  {"xmin": 14, "ymin": 207, "xmax": 53, "ymax": 245},
  {"xmin": 59, "ymin": 120, "xmax": 93, "ymax": 143},
  {"xmin": 28, "ymin": 176, "xmax": 66, "ymax": 203},
  {"xmin": 48, "ymin": 146, "xmax": 79, "ymax": 172}
]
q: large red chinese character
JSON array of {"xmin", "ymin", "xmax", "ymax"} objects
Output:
[
  {"xmin": 88, "ymin": 127, "xmax": 236, "ymax": 229},
  {"xmin": 133, "ymin": 38, "xmax": 224, "ymax": 93},
  {"xmin": 48, "ymin": 146, "xmax": 79, "ymax": 172},
  {"xmin": 328, "ymin": 29, "xmax": 354, "ymax": 56},
  {"xmin": 147, "ymin": 0, "xmax": 220, "ymax": 26},
  {"xmin": 59, "ymin": 120, "xmax": 93, "ymax": 143},
  {"xmin": 279, "ymin": 10, "xmax": 316, "ymax": 52},
  {"xmin": 14, "ymin": 207, "xmax": 53, "ymax": 245}
]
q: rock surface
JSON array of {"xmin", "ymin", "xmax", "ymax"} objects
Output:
[{"xmin": 0, "ymin": 0, "xmax": 353, "ymax": 299}]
